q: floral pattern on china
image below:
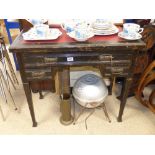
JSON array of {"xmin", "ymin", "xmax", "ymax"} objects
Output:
[
  {"xmin": 67, "ymin": 30, "xmax": 94, "ymax": 42},
  {"xmin": 118, "ymin": 23, "xmax": 143, "ymax": 40},
  {"xmin": 118, "ymin": 32, "xmax": 142, "ymax": 40},
  {"xmin": 22, "ymin": 27, "xmax": 62, "ymax": 40},
  {"xmin": 65, "ymin": 19, "xmax": 94, "ymax": 41},
  {"xmin": 61, "ymin": 19, "xmax": 90, "ymax": 33}
]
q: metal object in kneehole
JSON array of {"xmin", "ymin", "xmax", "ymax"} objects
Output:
[{"xmin": 73, "ymin": 74, "xmax": 108, "ymax": 108}]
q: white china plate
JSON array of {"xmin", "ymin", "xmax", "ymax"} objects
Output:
[
  {"xmin": 92, "ymin": 20, "xmax": 112, "ymax": 29},
  {"xmin": 67, "ymin": 31, "xmax": 94, "ymax": 41},
  {"xmin": 93, "ymin": 25, "xmax": 119, "ymax": 35},
  {"xmin": 92, "ymin": 24, "xmax": 116, "ymax": 30},
  {"xmin": 92, "ymin": 24, "xmax": 112, "ymax": 30},
  {"xmin": 118, "ymin": 32, "xmax": 142, "ymax": 40},
  {"xmin": 22, "ymin": 28, "xmax": 62, "ymax": 41}
]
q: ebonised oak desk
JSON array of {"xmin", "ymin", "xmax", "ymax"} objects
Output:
[{"xmin": 9, "ymin": 28, "xmax": 146, "ymax": 127}]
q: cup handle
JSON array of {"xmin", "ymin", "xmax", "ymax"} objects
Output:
[
  {"xmin": 61, "ymin": 23, "xmax": 65, "ymax": 30},
  {"xmin": 139, "ymin": 28, "xmax": 144, "ymax": 33}
]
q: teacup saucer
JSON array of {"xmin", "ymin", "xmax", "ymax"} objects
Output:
[
  {"xmin": 118, "ymin": 31, "xmax": 142, "ymax": 40},
  {"xmin": 22, "ymin": 28, "xmax": 62, "ymax": 40},
  {"xmin": 67, "ymin": 31, "xmax": 94, "ymax": 42}
]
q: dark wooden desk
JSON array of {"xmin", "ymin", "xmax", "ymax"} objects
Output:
[{"xmin": 9, "ymin": 28, "xmax": 146, "ymax": 127}]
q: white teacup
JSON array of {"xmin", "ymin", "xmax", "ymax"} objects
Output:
[
  {"xmin": 123, "ymin": 23, "xmax": 143, "ymax": 36},
  {"xmin": 34, "ymin": 24, "xmax": 50, "ymax": 37},
  {"xmin": 74, "ymin": 27, "xmax": 91, "ymax": 39},
  {"xmin": 74, "ymin": 21, "xmax": 91, "ymax": 38},
  {"xmin": 61, "ymin": 20, "xmax": 76, "ymax": 33}
]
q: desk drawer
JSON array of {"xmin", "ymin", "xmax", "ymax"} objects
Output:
[
  {"xmin": 105, "ymin": 66, "xmax": 129, "ymax": 75},
  {"xmin": 98, "ymin": 54, "xmax": 132, "ymax": 67},
  {"xmin": 23, "ymin": 56, "xmax": 58, "ymax": 64},
  {"xmin": 100, "ymin": 65, "xmax": 131, "ymax": 77},
  {"xmin": 23, "ymin": 53, "xmax": 132, "ymax": 68},
  {"xmin": 25, "ymin": 69, "xmax": 52, "ymax": 81},
  {"xmin": 23, "ymin": 54, "xmax": 58, "ymax": 68}
]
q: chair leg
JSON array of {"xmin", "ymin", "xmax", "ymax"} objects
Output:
[
  {"xmin": 0, "ymin": 71, "xmax": 18, "ymax": 110},
  {"xmin": 0, "ymin": 63, "xmax": 11, "ymax": 91},
  {"xmin": 0, "ymin": 103, "xmax": 5, "ymax": 121},
  {"xmin": 4, "ymin": 50, "xmax": 19, "ymax": 84},
  {"xmin": 0, "ymin": 80, "xmax": 7, "ymax": 121},
  {"xmin": 6, "ymin": 70, "xmax": 16, "ymax": 90},
  {"xmin": 0, "ymin": 77, "xmax": 6, "ymax": 121},
  {"xmin": 0, "ymin": 76, "xmax": 8, "ymax": 104}
]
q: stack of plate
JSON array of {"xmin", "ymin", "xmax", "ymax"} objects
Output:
[{"xmin": 91, "ymin": 20, "xmax": 119, "ymax": 35}]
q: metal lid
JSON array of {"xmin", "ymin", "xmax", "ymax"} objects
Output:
[{"xmin": 73, "ymin": 74, "xmax": 108, "ymax": 108}]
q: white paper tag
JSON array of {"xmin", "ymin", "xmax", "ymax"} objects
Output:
[{"xmin": 67, "ymin": 57, "xmax": 74, "ymax": 62}]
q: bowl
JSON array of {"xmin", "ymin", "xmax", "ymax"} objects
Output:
[
  {"xmin": 72, "ymin": 74, "xmax": 108, "ymax": 108},
  {"xmin": 67, "ymin": 30, "xmax": 94, "ymax": 42}
]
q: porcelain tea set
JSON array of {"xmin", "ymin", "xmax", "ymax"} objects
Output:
[
  {"xmin": 22, "ymin": 23, "xmax": 62, "ymax": 40},
  {"xmin": 61, "ymin": 19, "xmax": 119, "ymax": 41},
  {"xmin": 62, "ymin": 20, "xmax": 144, "ymax": 41},
  {"xmin": 61, "ymin": 19, "xmax": 94, "ymax": 41},
  {"xmin": 118, "ymin": 23, "xmax": 143, "ymax": 40},
  {"xmin": 22, "ymin": 19, "xmax": 143, "ymax": 41},
  {"xmin": 91, "ymin": 19, "xmax": 119, "ymax": 35},
  {"xmin": 23, "ymin": 19, "xmax": 94, "ymax": 41}
]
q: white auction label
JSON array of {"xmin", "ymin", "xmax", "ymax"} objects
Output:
[{"xmin": 67, "ymin": 57, "xmax": 74, "ymax": 62}]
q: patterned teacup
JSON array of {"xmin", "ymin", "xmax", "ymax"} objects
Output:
[
  {"xmin": 34, "ymin": 24, "xmax": 50, "ymax": 37},
  {"xmin": 123, "ymin": 23, "xmax": 143, "ymax": 37},
  {"xmin": 74, "ymin": 21, "xmax": 91, "ymax": 39},
  {"xmin": 61, "ymin": 20, "xmax": 76, "ymax": 33},
  {"xmin": 75, "ymin": 28, "xmax": 88, "ymax": 39}
]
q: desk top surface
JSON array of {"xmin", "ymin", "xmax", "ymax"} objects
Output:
[{"xmin": 9, "ymin": 27, "xmax": 146, "ymax": 53}]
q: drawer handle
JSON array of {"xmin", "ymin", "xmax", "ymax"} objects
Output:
[
  {"xmin": 44, "ymin": 57, "xmax": 57, "ymax": 63},
  {"xmin": 99, "ymin": 55, "xmax": 114, "ymax": 61},
  {"xmin": 31, "ymin": 71, "xmax": 46, "ymax": 78},
  {"xmin": 111, "ymin": 68, "xmax": 124, "ymax": 74}
]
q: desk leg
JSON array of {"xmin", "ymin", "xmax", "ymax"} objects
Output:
[
  {"xmin": 51, "ymin": 67, "xmax": 56, "ymax": 93},
  {"xmin": 16, "ymin": 53, "xmax": 37, "ymax": 127},
  {"xmin": 23, "ymin": 83, "xmax": 37, "ymax": 127},
  {"xmin": 117, "ymin": 77, "xmax": 132, "ymax": 122},
  {"xmin": 59, "ymin": 67, "xmax": 74, "ymax": 125},
  {"xmin": 109, "ymin": 76, "xmax": 115, "ymax": 95}
]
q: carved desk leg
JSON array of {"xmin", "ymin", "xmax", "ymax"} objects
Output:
[
  {"xmin": 59, "ymin": 67, "xmax": 74, "ymax": 125},
  {"xmin": 23, "ymin": 83, "xmax": 37, "ymax": 127},
  {"xmin": 117, "ymin": 77, "xmax": 133, "ymax": 122},
  {"xmin": 16, "ymin": 53, "xmax": 37, "ymax": 127}
]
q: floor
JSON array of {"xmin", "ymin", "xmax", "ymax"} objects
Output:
[{"xmin": 0, "ymin": 52, "xmax": 155, "ymax": 135}]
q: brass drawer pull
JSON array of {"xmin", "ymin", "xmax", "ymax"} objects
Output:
[
  {"xmin": 44, "ymin": 57, "xmax": 57, "ymax": 63},
  {"xmin": 31, "ymin": 71, "xmax": 46, "ymax": 78},
  {"xmin": 99, "ymin": 55, "xmax": 114, "ymax": 61},
  {"xmin": 111, "ymin": 68, "xmax": 124, "ymax": 73}
]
